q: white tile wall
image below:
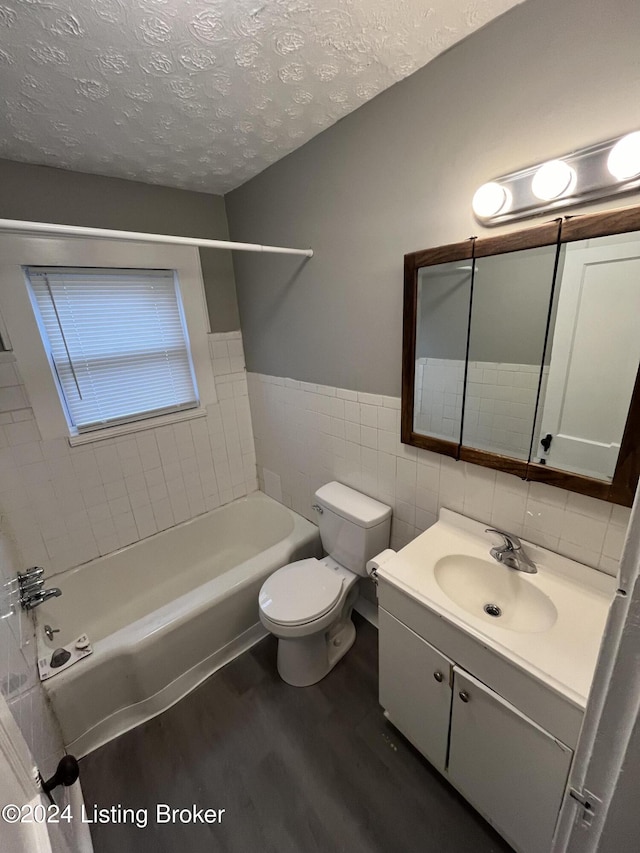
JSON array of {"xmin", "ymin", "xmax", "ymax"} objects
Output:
[
  {"xmin": 464, "ymin": 360, "xmax": 548, "ymax": 457},
  {"xmin": 0, "ymin": 332, "xmax": 257, "ymax": 576},
  {"xmin": 415, "ymin": 357, "xmax": 547, "ymax": 457},
  {"xmin": 248, "ymin": 372, "xmax": 630, "ymax": 576},
  {"xmin": 414, "ymin": 357, "xmax": 464, "ymax": 439}
]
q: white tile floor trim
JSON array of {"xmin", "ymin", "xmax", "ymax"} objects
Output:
[
  {"xmin": 248, "ymin": 372, "xmax": 630, "ymax": 577},
  {"xmin": 0, "ymin": 331, "xmax": 257, "ymax": 576}
]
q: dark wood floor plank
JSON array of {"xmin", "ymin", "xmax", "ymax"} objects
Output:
[{"xmin": 80, "ymin": 615, "xmax": 513, "ymax": 853}]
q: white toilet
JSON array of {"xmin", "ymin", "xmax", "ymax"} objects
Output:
[{"xmin": 259, "ymin": 482, "xmax": 391, "ymax": 687}]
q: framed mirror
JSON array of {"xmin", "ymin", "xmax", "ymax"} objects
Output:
[{"xmin": 402, "ymin": 206, "xmax": 640, "ymax": 506}]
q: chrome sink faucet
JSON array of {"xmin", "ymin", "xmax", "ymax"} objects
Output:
[{"xmin": 485, "ymin": 528, "xmax": 537, "ymax": 574}]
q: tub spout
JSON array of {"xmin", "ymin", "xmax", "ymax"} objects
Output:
[{"xmin": 22, "ymin": 587, "xmax": 62, "ymax": 610}]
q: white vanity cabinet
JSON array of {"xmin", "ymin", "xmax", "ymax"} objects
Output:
[
  {"xmin": 373, "ymin": 510, "xmax": 612, "ymax": 853},
  {"xmin": 378, "ymin": 607, "xmax": 574, "ymax": 853},
  {"xmin": 378, "ymin": 608, "xmax": 453, "ymax": 773},
  {"xmin": 448, "ymin": 668, "xmax": 573, "ymax": 853}
]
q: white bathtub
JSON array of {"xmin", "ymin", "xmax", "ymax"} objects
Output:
[{"xmin": 36, "ymin": 491, "xmax": 321, "ymax": 757}]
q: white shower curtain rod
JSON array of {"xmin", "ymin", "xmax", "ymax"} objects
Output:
[{"xmin": 0, "ymin": 218, "xmax": 314, "ymax": 258}]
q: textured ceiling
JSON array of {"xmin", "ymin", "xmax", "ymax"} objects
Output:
[{"xmin": 0, "ymin": 0, "xmax": 523, "ymax": 194}]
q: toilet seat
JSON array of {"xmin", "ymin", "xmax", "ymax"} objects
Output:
[{"xmin": 259, "ymin": 559, "xmax": 345, "ymax": 627}]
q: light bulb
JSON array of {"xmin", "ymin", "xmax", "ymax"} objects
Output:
[
  {"xmin": 472, "ymin": 182, "xmax": 511, "ymax": 218},
  {"xmin": 531, "ymin": 160, "xmax": 576, "ymax": 201},
  {"xmin": 607, "ymin": 132, "xmax": 640, "ymax": 181}
]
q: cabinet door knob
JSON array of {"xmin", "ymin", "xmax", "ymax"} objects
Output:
[
  {"xmin": 433, "ymin": 671, "xmax": 443, "ymax": 683},
  {"xmin": 459, "ymin": 690, "xmax": 470, "ymax": 703}
]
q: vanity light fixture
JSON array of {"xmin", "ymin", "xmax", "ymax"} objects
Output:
[
  {"xmin": 607, "ymin": 131, "xmax": 640, "ymax": 181},
  {"xmin": 531, "ymin": 160, "xmax": 576, "ymax": 201},
  {"xmin": 471, "ymin": 182, "xmax": 512, "ymax": 218},
  {"xmin": 472, "ymin": 129, "xmax": 640, "ymax": 223}
]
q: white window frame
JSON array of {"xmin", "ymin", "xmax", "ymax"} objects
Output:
[{"xmin": 0, "ymin": 235, "xmax": 217, "ymax": 444}]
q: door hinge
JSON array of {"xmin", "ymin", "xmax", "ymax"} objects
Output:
[{"xmin": 569, "ymin": 786, "xmax": 599, "ymax": 824}]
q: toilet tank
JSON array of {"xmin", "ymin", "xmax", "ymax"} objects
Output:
[{"xmin": 314, "ymin": 482, "xmax": 391, "ymax": 576}]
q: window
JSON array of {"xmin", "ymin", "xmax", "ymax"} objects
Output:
[
  {"xmin": 0, "ymin": 238, "xmax": 215, "ymax": 443},
  {"xmin": 26, "ymin": 267, "xmax": 199, "ymax": 434}
]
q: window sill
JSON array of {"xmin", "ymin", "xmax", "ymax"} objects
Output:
[{"xmin": 67, "ymin": 406, "xmax": 207, "ymax": 447}]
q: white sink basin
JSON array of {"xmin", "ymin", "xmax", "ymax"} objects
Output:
[
  {"xmin": 434, "ymin": 555, "xmax": 558, "ymax": 633},
  {"xmin": 374, "ymin": 509, "xmax": 615, "ymax": 707}
]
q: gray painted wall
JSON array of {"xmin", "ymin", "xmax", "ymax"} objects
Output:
[
  {"xmin": 416, "ymin": 263, "xmax": 471, "ymax": 362},
  {"xmin": 416, "ymin": 246, "xmax": 557, "ymax": 365},
  {"xmin": 0, "ymin": 159, "xmax": 239, "ymax": 332},
  {"xmin": 469, "ymin": 246, "xmax": 558, "ymax": 365},
  {"xmin": 226, "ymin": 0, "xmax": 640, "ymax": 395}
]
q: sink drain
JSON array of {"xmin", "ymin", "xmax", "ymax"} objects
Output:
[{"xmin": 484, "ymin": 603, "xmax": 502, "ymax": 618}]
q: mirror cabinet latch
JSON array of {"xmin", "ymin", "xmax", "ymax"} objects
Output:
[{"xmin": 569, "ymin": 786, "xmax": 600, "ymax": 825}]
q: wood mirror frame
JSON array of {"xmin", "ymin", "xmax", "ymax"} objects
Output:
[{"xmin": 402, "ymin": 204, "xmax": 640, "ymax": 507}]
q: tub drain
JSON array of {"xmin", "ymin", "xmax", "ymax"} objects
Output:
[{"xmin": 484, "ymin": 603, "xmax": 502, "ymax": 617}]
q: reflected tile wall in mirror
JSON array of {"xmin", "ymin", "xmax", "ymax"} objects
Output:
[
  {"xmin": 534, "ymin": 231, "xmax": 640, "ymax": 481},
  {"xmin": 414, "ymin": 261, "xmax": 472, "ymax": 441},
  {"xmin": 461, "ymin": 245, "xmax": 558, "ymax": 460}
]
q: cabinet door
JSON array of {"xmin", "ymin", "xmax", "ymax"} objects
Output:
[
  {"xmin": 378, "ymin": 608, "xmax": 453, "ymax": 773},
  {"xmin": 448, "ymin": 668, "xmax": 573, "ymax": 853}
]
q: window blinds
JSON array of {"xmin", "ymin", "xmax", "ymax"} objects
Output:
[{"xmin": 26, "ymin": 267, "xmax": 199, "ymax": 432}]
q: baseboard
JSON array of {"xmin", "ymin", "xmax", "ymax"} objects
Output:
[{"xmin": 354, "ymin": 596, "xmax": 378, "ymax": 628}]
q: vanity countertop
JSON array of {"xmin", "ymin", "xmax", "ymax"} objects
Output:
[{"xmin": 375, "ymin": 509, "xmax": 616, "ymax": 710}]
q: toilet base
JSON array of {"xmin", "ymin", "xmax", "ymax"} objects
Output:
[{"xmin": 276, "ymin": 614, "xmax": 356, "ymax": 687}]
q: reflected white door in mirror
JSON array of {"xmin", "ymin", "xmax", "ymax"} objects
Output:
[{"xmin": 536, "ymin": 233, "xmax": 640, "ymax": 480}]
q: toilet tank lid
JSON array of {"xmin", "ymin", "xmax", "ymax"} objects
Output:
[{"xmin": 315, "ymin": 482, "xmax": 391, "ymax": 529}]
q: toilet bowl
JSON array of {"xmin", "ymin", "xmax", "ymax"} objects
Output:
[{"xmin": 258, "ymin": 482, "xmax": 391, "ymax": 687}]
